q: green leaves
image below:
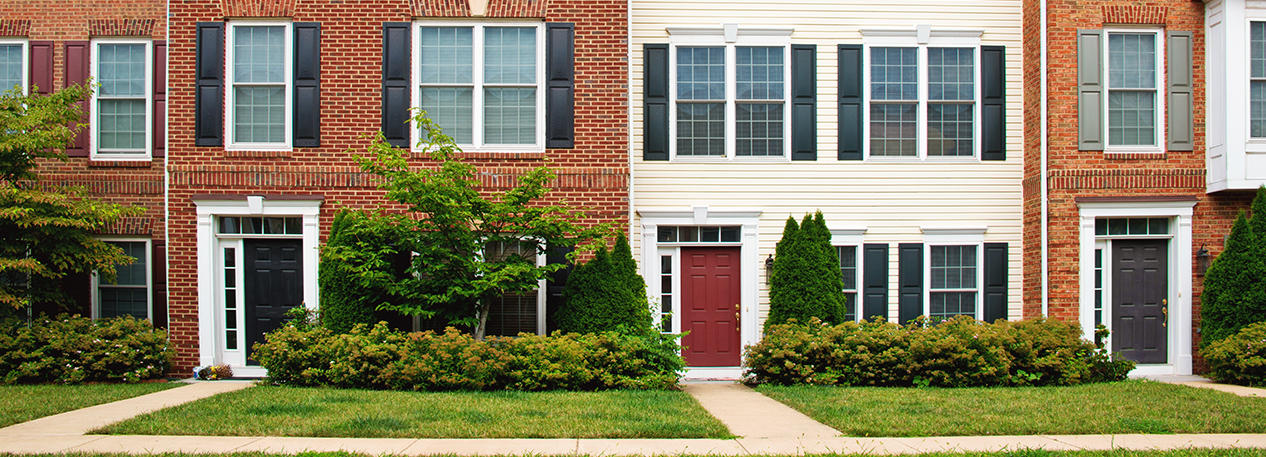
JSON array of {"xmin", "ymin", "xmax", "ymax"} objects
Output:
[{"xmin": 766, "ymin": 211, "xmax": 847, "ymax": 330}]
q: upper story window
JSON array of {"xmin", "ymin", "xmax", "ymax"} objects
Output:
[
  {"xmin": 227, "ymin": 22, "xmax": 292, "ymax": 151},
  {"xmin": 0, "ymin": 39, "xmax": 26, "ymax": 95},
  {"xmin": 1076, "ymin": 28, "xmax": 1187, "ymax": 155},
  {"xmin": 413, "ymin": 22, "xmax": 544, "ymax": 152},
  {"xmin": 1105, "ymin": 31, "xmax": 1161, "ymax": 149},
  {"xmin": 91, "ymin": 39, "xmax": 151, "ymax": 159}
]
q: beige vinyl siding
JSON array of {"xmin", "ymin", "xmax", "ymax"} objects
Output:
[{"xmin": 631, "ymin": 0, "xmax": 1024, "ymax": 326}]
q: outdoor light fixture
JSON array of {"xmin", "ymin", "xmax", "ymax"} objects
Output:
[
  {"xmin": 765, "ymin": 254, "xmax": 774, "ymax": 280},
  {"xmin": 1196, "ymin": 244, "xmax": 1211, "ymax": 276}
]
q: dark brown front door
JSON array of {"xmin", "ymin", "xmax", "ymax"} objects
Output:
[
  {"xmin": 245, "ymin": 239, "xmax": 303, "ymax": 364},
  {"xmin": 681, "ymin": 247, "xmax": 741, "ymax": 367},
  {"xmin": 1112, "ymin": 239, "xmax": 1168, "ymax": 364}
]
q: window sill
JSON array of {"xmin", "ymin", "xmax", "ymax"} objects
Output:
[
  {"xmin": 670, "ymin": 156, "xmax": 790, "ymax": 163},
  {"xmin": 432, "ymin": 151, "xmax": 547, "ymax": 160},
  {"xmin": 88, "ymin": 159, "xmax": 155, "ymax": 168},
  {"xmin": 224, "ymin": 150, "xmax": 294, "ymax": 158},
  {"xmin": 1105, "ymin": 152, "xmax": 1167, "ymax": 160}
]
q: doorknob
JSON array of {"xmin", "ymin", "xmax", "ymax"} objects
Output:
[{"xmin": 735, "ymin": 305, "xmax": 741, "ymax": 332}]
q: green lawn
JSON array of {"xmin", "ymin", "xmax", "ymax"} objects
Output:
[
  {"xmin": 0, "ymin": 382, "xmax": 180, "ymax": 428},
  {"xmin": 95, "ymin": 385, "xmax": 732, "ymax": 438},
  {"xmin": 758, "ymin": 380, "xmax": 1266, "ymax": 437}
]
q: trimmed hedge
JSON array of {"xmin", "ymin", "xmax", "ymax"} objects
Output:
[
  {"xmin": 1203, "ymin": 321, "xmax": 1266, "ymax": 387},
  {"xmin": 743, "ymin": 316, "xmax": 1133, "ymax": 387},
  {"xmin": 254, "ymin": 319, "xmax": 684, "ymax": 391},
  {"xmin": 0, "ymin": 314, "xmax": 172, "ymax": 384},
  {"xmin": 556, "ymin": 236, "xmax": 653, "ymax": 335},
  {"xmin": 766, "ymin": 212, "xmax": 847, "ymax": 329}
]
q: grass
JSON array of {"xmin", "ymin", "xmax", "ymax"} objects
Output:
[
  {"xmin": 95, "ymin": 385, "xmax": 733, "ymax": 438},
  {"xmin": 0, "ymin": 382, "xmax": 180, "ymax": 428},
  {"xmin": 757, "ymin": 380, "xmax": 1266, "ymax": 437}
]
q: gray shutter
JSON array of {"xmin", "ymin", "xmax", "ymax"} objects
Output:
[
  {"xmin": 294, "ymin": 23, "xmax": 321, "ymax": 148},
  {"xmin": 862, "ymin": 243, "xmax": 889, "ymax": 321},
  {"xmin": 791, "ymin": 44, "xmax": 816, "ymax": 161},
  {"xmin": 195, "ymin": 22, "xmax": 224, "ymax": 147},
  {"xmin": 1168, "ymin": 31, "xmax": 1194, "ymax": 152},
  {"xmin": 381, "ymin": 22, "xmax": 411, "ymax": 148},
  {"xmin": 981, "ymin": 46, "xmax": 1005, "ymax": 161},
  {"xmin": 545, "ymin": 23, "xmax": 575, "ymax": 149},
  {"xmin": 982, "ymin": 242, "xmax": 1008, "ymax": 323},
  {"xmin": 898, "ymin": 243, "xmax": 923, "ymax": 325},
  {"xmin": 644, "ymin": 43, "xmax": 669, "ymax": 161},
  {"xmin": 1078, "ymin": 29, "xmax": 1104, "ymax": 151},
  {"xmin": 838, "ymin": 44, "xmax": 863, "ymax": 160}
]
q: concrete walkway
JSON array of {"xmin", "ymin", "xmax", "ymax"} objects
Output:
[{"xmin": 1, "ymin": 379, "xmax": 1266, "ymax": 455}]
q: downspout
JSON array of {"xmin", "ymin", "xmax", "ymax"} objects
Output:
[
  {"xmin": 163, "ymin": 0, "xmax": 172, "ymax": 324},
  {"xmin": 627, "ymin": 0, "xmax": 635, "ymax": 243},
  {"xmin": 1040, "ymin": 0, "xmax": 1050, "ymax": 317}
]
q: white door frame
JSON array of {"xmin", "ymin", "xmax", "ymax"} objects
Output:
[{"xmin": 1077, "ymin": 199, "xmax": 1195, "ymax": 376}]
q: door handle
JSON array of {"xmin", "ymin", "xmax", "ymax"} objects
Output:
[
  {"xmin": 1162, "ymin": 299, "xmax": 1169, "ymax": 328},
  {"xmin": 735, "ymin": 305, "xmax": 741, "ymax": 332}
]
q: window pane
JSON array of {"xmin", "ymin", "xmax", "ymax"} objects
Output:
[
  {"xmin": 930, "ymin": 291, "xmax": 976, "ymax": 319},
  {"xmin": 930, "ymin": 245, "xmax": 976, "ymax": 290},
  {"xmin": 736, "ymin": 47, "xmax": 783, "ymax": 100},
  {"xmin": 97, "ymin": 99, "xmax": 147, "ymax": 151},
  {"xmin": 871, "ymin": 47, "xmax": 917, "ymax": 101},
  {"xmin": 0, "ymin": 44, "xmax": 21, "ymax": 93},
  {"xmin": 677, "ymin": 103, "xmax": 725, "ymax": 156},
  {"xmin": 233, "ymin": 26, "xmax": 284, "ymax": 83},
  {"xmin": 421, "ymin": 88, "xmax": 474, "ymax": 144},
  {"xmin": 419, "ymin": 27, "xmax": 473, "ymax": 84},
  {"xmin": 736, "ymin": 103, "xmax": 784, "ymax": 156},
  {"xmin": 107, "ymin": 241, "xmax": 147, "ymax": 286},
  {"xmin": 837, "ymin": 246, "xmax": 857, "ymax": 290},
  {"xmin": 1108, "ymin": 33, "xmax": 1156, "ymax": 89},
  {"xmin": 484, "ymin": 27, "xmax": 536, "ymax": 85},
  {"xmin": 98, "ymin": 44, "xmax": 145, "ymax": 97},
  {"xmin": 1254, "ymin": 81, "xmax": 1266, "ymax": 138},
  {"xmin": 100, "ymin": 287, "xmax": 148, "ymax": 319},
  {"xmin": 928, "ymin": 48, "xmax": 973, "ymax": 101},
  {"xmin": 928, "ymin": 103, "xmax": 974, "ymax": 156},
  {"xmin": 1254, "ymin": 23, "xmax": 1266, "ymax": 79},
  {"xmin": 234, "ymin": 86, "xmax": 286, "ymax": 143},
  {"xmin": 484, "ymin": 88, "xmax": 536, "ymax": 144},
  {"xmin": 720, "ymin": 226, "xmax": 740, "ymax": 242},
  {"xmin": 1107, "ymin": 91, "xmax": 1156, "ymax": 146},
  {"xmin": 870, "ymin": 103, "xmax": 917, "ymax": 156},
  {"xmin": 485, "ymin": 290, "xmax": 537, "ymax": 337},
  {"xmin": 677, "ymin": 47, "xmax": 724, "ymax": 101},
  {"xmin": 843, "ymin": 292, "xmax": 857, "ymax": 322}
]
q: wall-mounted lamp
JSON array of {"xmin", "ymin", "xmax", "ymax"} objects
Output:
[
  {"xmin": 764, "ymin": 254, "xmax": 774, "ymax": 281},
  {"xmin": 1196, "ymin": 244, "xmax": 1211, "ymax": 276}
]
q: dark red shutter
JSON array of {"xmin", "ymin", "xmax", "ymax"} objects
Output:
[
  {"xmin": 151, "ymin": 240, "xmax": 168, "ymax": 328},
  {"xmin": 153, "ymin": 41, "xmax": 166, "ymax": 158},
  {"xmin": 29, "ymin": 41, "xmax": 53, "ymax": 95},
  {"xmin": 64, "ymin": 41, "xmax": 90, "ymax": 157}
]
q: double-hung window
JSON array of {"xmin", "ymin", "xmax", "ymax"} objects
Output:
[
  {"xmin": 91, "ymin": 40, "xmax": 151, "ymax": 159},
  {"xmin": 865, "ymin": 38, "xmax": 980, "ymax": 159},
  {"xmin": 1105, "ymin": 30, "xmax": 1161, "ymax": 149},
  {"xmin": 414, "ymin": 22, "xmax": 544, "ymax": 152},
  {"xmin": 0, "ymin": 39, "xmax": 26, "ymax": 95},
  {"xmin": 672, "ymin": 36, "xmax": 791, "ymax": 159},
  {"xmin": 1251, "ymin": 22, "xmax": 1266, "ymax": 139},
  {"xmin": 94, "ymin": 240, "xmax": 151, "ymax": 320},
  {"xmin": 227, "ymin": 22, "xmax": 291, "ymax": 150},
  {"xmin": 1077, "ymin": 28, "xmax": 1183, "ymax": 153},
  {"xmin": 482, "ymin": 239, "xmax": 545, "ymax": 337},
  {"xmin": 928, "ymin": 244, "xmax": 979, "ymax": 320}
]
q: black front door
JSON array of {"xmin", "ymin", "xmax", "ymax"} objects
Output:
[
  {"xmin": 1111, "ymin": 239, "xmax": 1168, "ymax": 364},
  {"xmin": 245, "ymin": 239, "xmax": 303, "ymax": 364}
]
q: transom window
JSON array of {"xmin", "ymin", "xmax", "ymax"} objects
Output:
[
  {"xmin": 1094, "ymin": 217, "xmax": 1169, "ymax": 236},
  {"xmin": 92, "ymin": 40, "xmax": 151, "ymax": 158},
  {"xmin": 1251, "ymin": 22, "xmax": 1266, "ymax": 138},
  {"xmin": 218, "ymin": 217, "xmax": 303, "ymax": 235},
  {"xmin": 227, "ymin": 22, "xmax": 291, "ymax": 149},
  {"xmin": 0, "ymin": 40, "xmax": 25, "ymax": 95},
  {"xmin": 656, "ymin": 226, "xmax": 741, "ymax": 243},
  {"xmin": 673, "ymin": 43, "xmax": 789, "ymax": 159},
  {"xmin": 414, "ymin": 23, "xmax": 544, "ymax": 151},
  {"xmin": 96, "ymin": 240, "xmax": 150, "ymax": 320},
  {"xmin": 1105, "ymin": 31, "xmax": 1161, "ymax": 148},
  {"xmin": 867, "ymin": 45, "xmax": 978, "ymax": 158},
  {"xmin": 929, "ymin": 245, "xmax": 978, "ymax": 320}
]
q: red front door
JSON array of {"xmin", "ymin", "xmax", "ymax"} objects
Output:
[{"xmin": 681, "ymin": 247, "xmax": 742, "ymax": 367}]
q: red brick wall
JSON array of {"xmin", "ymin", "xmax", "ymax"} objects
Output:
[
  {"xmin": 1023, "ymin": 0, "xmax": 1249, "ymax": 370},
  {"xmin": 165, "ymin": 0, "xmax": 629, "ymax": 373}
]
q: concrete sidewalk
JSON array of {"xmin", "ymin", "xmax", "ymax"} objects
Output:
[{"xmin": 1, "ymin": 379, "xmax": 1266, "ymax": 455}]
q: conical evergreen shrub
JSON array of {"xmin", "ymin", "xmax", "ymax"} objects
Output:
[
  {"xmin": 766, "ymin": 211, "xmax": 847, "ymax": 330},
  {"xmin": 1201, "ymin": 186, "xmax": 1266, "ymax": 347},
  {"xmin": 557, "ymin": 237, "xmax": 652, "ymax": 335}
]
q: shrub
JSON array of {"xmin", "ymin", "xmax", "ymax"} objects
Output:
[
  {"xmin": 556, "ymin": 236, "xmax": 653, "ymax": 335},
  {"xmin": 0, "ymin": 314, "xmax": 172, "ymax": 384},
  {"xmin": 766, "ymin": 212, "xmax": 847, "ymax": 330},
  {"xmin": 319, "ymin": 210, "xmax": 412, "ymax": 334},
  {"xmin": 1200, "ymin": 186, "xmax": 1266, "ymax": 347},
  {"xmin": 253, "ymin": 319, "xmax": 683, "ymax": 391},
  {"xmin": 744, "ymin": 316, "xmax": 1133, "ymax": 387},
  {"xmin": 1203, "ymin": 321, "xmax": 1266, "ymax": 387}
]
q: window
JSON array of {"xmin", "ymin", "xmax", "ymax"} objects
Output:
[
  {"xmin": 414, "ymin": 23, "xmax": 544, "ymax": 151},
  {"xmin": 91, "ymin": 40, "xmax": 151, "ymax": 159},
  {"xmin": 867, "ymin": 45, "xmax": 978, "ymax": 158},
  {"xmin": 0, "ymin": 39, "xmax": 25, "ymax": 95},
  {"xmin": 227, "ymin": 22, "xmax": 291, "ymax": 150},
  {"xmin": 659, "ymin": 254, "xmax": 673, "ymax": 332},
  {"xmin": 1252, "ymin": 22, "xmax": 1266, "ymax": 139},
  {"xmin": 95, "ymin": 240, "xmax": 150, "ymax": 320},
  {"xmin": 837, "ymin": 246, "xmax": 858, "ymax": 321},
  {"xmin": 1105, "ymin": 31, "xmax": 1161, "ymax": 148},
  {"xmin": 656, "ymin": 226, "xmax": 741, "ymax": 243},
  {"xmin": 928, "ymin": 245, "xmax": 978, "ymax": 320},
  {"xmin": 673, "ymin": 44, "xmax": 789, "ymax": 158},
  {"xmin": 482, "ymin": 239, "xmax": 545, "ymax": 337}
]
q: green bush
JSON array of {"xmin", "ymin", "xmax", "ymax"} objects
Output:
[
  {"xmin": 766, "ymin": 212, "xmax": 847, "ymax": 329},
  {"xmin": 0, "ymin": 314, "xmax": 172, "ymax": 384},
  {"xmin": 253, "ymin": 318, "xmax": 683, "ymax": 391},
  {"xmin": 556, "ymin": 236, "xmax": 653, "ymax": 335},
  {"xmin": 1203, "ymin": 321, "xmax": 1266, "ymax": 387},
  {"xmin": 319, "ymin": 210, "xmax": 413, "ymax": 334},
  {"xmin": 744, "ymin": 316, "xmax": 1133, "ymax": 387},
  {"xmin": 1200, "ymin": 186, "xmax": 1266, "ymax": 347}
]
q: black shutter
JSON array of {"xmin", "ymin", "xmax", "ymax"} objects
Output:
[
  {"xmin": 898, "ymin": 243, "xmax": 923, "ymax": 325},
  {"xmin": 545, "ymin": 23, "xmax": 575, "ymax": 149},
  {"xmin": 791, "ymin": 44, "xmax": 816, "ymax": 161},
  {"xmin": 545, "ymin": 245, "xmax": 574, "ymax": 334},
  {"xmin": 862, "ymin": 243, "xmax": 889, "ymax": 321},
  {"xmin": 981, "ymin": 45, "xmax": 1005, "ymax": 161},
  {"xmin": 982, "ymin": 242, "xmax": 1008, "ymax": 323},
  {"xmin": 838, "ymin": 44, "xmax": 863, "ymax": 160},
  {"xmin": 195, "ymin": 22, "xmax": 224, "ymax": 147},
  {"xmin": 643, "ymin": 43, "xmax": 669, "ymax": 161},
  {"xmin": 382, "ymin": 22, "xmax": 411, "ymax": 148},
  {"xmin": 294, "ymin": 22, "xmax": 321, "ymax": 148}
]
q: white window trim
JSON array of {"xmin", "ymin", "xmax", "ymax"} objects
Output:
[
  {"xmin": 830, "ymin": 228, "xmax": 865, "ymax": 322},
  {"xmin": 1246, "ymin": 17, "xmax": 1266, "ymax": 147},
  {"xmin": 667, "ymin": 24, "xmax": 793, "ymax": 162},
  {"xmin": 862, "ymin": 27, "xmax": 983, "ymax": 162},
  {"xmin": 224, "ymin": 21, "xmax": 293, "ymax": 152},
  {"xmin": 89, "ymin": 38, "xmax": 152, "ymax": 161},
  {"xmin": 91, "ymin": 238, "xmax": 152, "ymax": 321},
  {"xmin": 921, "ymin": 227, "xmax": 986, "ymax": 320},
  {"xmin": 411, "ymin": 21, "xmax": 546, "ymax": 153},
  {"xmin": 0, "ymin": 38, "xmax": 28, "ymax": 96},
  {"xmin": 1102, "ymin": 27, "xmax": 1166, "ymax": 154}
]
